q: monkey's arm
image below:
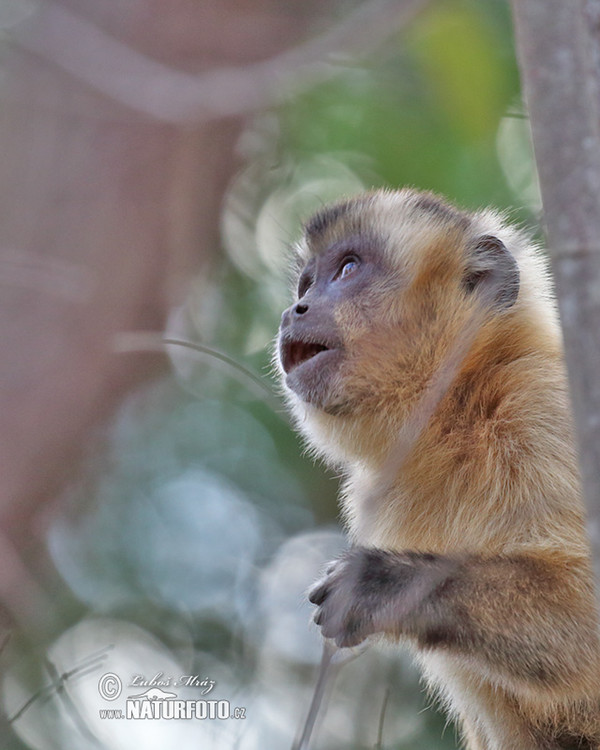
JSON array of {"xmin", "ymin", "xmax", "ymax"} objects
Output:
[{"xmin": 309, "ymin": 547, "xmax": 598, "ymax": 691}]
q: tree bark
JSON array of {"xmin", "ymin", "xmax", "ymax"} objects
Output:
[{"xmin": 511, "ymin": 0, "xmax": 600, "ymax": 559}]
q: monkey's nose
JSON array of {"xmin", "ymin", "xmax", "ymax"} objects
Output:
[{"xmin": 280, "ymin": 301, "xmax": 309, "ymax": 329}]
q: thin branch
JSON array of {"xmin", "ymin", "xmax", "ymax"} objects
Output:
[
  {"xmin": 292, "ymin": 639, "xmax": 368, "ymax": 750},
  {"xmin": 374, "ymin": 686, "xmax": 391, "ymax": 750},
  {"xmin": 112, "ymin": 331, "xmax": 278, "ymax": 406},
  {"xmin": 12, "ymin": 0, "xmax": 427, "ymax": 123},
  {"xmin": 9, "ymin": 645, "xmax": 113, "ymax": 724},
  {"xmin": 359, "ymin": 294, "xmax": 493, "ymax": 540}
]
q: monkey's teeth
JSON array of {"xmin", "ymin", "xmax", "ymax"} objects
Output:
[{"xmin": 287, "ymin": 341, "xmax": 329, "ymax": 372}]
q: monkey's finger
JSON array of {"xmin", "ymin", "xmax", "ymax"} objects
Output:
[
  {"xmin": 319, "ymin": 616, "xmax": 344, "ymax": 641},
  {"xmin": 308, "ymin": 581, "xmax": 330, "ymax": 605},
  {"xmin": 334, "ymin": 621, "xmax": 366, "ymax": 649}
]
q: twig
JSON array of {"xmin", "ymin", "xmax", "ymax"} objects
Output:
[
  {"xmin": 360, "ymin": 294, "xmax": 491, "ymax": 539},
  {"xmin": 292, "ymin": 639, "xmax": 368, "ymax": 750},
  {"xmin": 374, "ymin": 686, "xmax": 391, "ymax": 749},
  {"xmin": 9, "ymin": 645, "xmax": 113, "ymax": 724},
  {"xmin": 112, "ymin": 331, "xmax": 279, "ymax": 406}
]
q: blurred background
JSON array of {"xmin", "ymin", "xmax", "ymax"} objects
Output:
[{"xmin": 0, "ymin": 0, "xmax": 539, "ymax": 747}]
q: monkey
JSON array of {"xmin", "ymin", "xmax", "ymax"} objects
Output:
[{"xmin": 276, "ymin": 188, "xmax": 600, "ymax": 749}]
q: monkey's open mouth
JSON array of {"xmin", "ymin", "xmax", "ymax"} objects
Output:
[{"xmin": 281, "ymin": 340, "xmax": 330, "ymax": 374}]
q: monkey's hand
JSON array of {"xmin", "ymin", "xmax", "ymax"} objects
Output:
[
  {"xmin": 308, "ymin": 547, "xmax": 455, "ymax": 648},
  {"xmin": 310, "ymin": 548, "xmax": 600, "ymax": 696}
]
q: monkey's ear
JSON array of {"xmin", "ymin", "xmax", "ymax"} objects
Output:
[{"xmin": 463, "ymin": 235, "xmax": 520, "ymax": 309}]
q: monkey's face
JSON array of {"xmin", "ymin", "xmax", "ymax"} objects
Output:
[
  {"xmin": 276, "ymin": 189, "xmax": 521, "ymax": 451},
  {"xmin": 277, "ymin": 234, "xmax": 388, "ymax": 412}
]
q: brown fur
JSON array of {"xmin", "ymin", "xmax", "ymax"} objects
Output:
[{"xmin": 279, "ymin": 189, "xmax": 600, "ymax": 749}]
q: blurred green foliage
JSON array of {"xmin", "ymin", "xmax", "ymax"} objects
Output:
[{"xmin": 279, "ymin": 0, "xmax": 521, "ymax": 209}]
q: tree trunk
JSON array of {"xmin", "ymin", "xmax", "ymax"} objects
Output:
[{"xmin": 511, "ymin": 0, "xmax": 600, "ymax": 562}]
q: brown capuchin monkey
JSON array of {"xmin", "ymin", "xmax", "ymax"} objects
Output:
[{"xmin": 276, "ymin": 188, "xmax": 600, "ymax": 749}]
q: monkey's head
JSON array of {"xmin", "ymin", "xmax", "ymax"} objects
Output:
[{"xmin": 276, "ymin": 188, "xmax": 554, "ymax": 466}]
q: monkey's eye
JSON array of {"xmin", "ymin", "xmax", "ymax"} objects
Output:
[
  {"xmin": 297, "ymin": 273, "xmax": 313, "ymax": 298},
  {"xmin": 336, "ymin": 256, "xmax": 360, "ymax": 281}
]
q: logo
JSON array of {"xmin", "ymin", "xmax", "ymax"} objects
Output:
[
  {"xmin": 97, "ymin": 672, "xmax": 246, "ymax": 721},
  {"xmin": 98, "ymin": 673, "xmax": 122, "ymax": 701}
]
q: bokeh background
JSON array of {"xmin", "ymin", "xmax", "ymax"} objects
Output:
[{"xmin": 0, "ymin": 0, "xmax": 539, "ymax": 747}]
